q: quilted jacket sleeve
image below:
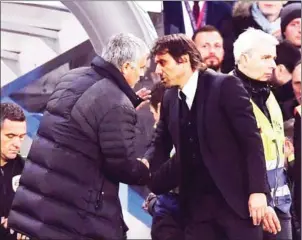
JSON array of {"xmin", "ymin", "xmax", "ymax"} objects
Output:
[{"xmin": 98, "ymin": 105, "xmax": 150, "ymax": 185}]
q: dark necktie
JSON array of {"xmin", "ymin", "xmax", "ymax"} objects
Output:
[
  {"xmin": 179, "ymin": 91, "xmax": 190, "ymax": 122},
  {"xmin": 193, "ymin": 1, "xmax": 200, "ymax": 23}
]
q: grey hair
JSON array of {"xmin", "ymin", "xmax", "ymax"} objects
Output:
[
  {"xmin": 233, "ymin": 28, "xmax": 279, "ymax": 64},
  {"xmin": 101, "ymin": 33, "xmax": 149, "ymax": 69}
]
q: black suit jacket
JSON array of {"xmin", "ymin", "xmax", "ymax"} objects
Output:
[{"xmin": 145, "ymin": 69, "xmax": 269, "ymax": 219}]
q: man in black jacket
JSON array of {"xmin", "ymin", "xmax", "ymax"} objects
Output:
[
  {"xmin": 8, "ymin": 33, "xmax": 150, "ymax": 240},
  {"xmin": 144, "ymin": 34, "xmax": 269, "ymax": 240},
  {"xmin": 0, "ymin": 102, "xmax": 27, "ymax": 240}
]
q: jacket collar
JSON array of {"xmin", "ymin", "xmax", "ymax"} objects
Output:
[
  {"xmin": 233, "ymin": 67, "xmax": 271, "ymax": 102},
  {"xmin": 91, "ymin": 56, "xmax": 143, "ymax": 108}
]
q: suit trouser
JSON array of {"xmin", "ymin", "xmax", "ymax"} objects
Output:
[{"xmin": 184, "ymin": 194, "xmax": 263, "ymax": 240}]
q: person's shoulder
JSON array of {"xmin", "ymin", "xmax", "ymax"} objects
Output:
[
  {"xmin": 60, "ymin": 66, "xmax": 100, "ymax": 84},
  {"xmin": 201, "ymin": 69, "xmax": 233, "ymax": 85}
]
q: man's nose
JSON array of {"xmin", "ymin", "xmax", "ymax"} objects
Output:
[
  {"xmin": 208, "ymin": 46, "xmax": 214, "ymax": 54},
  {"xmin": 12, "ymin": 137, "xmax": 22, "ymax": 149},
  {"xmin": 271, "ymin": 59, "xmax": 277, "ymax": 69},
  {"xmin": 155, "ymin": 64, "xmax": 162, "ymax": 75}
]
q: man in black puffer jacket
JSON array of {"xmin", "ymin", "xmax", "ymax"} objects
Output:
[{"xmin": 7, "ymin": 33, "xmax": 150, "ymax": 240}]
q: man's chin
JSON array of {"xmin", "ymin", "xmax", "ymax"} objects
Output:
[
  {"xmin": 207, "ymin": 64, "xmax": 221, "ymax": 72},
  {"xmin": 161, "ymin": 80, "xmax": 170, "ymax": 87},
  {"xmin": 7, "ymin": 153, "xmax": 18, "ymax": 160}
]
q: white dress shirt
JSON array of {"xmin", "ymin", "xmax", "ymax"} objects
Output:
[{"xmin": 179, "ymin": 71, "xmax": 199, "ymax": 109}]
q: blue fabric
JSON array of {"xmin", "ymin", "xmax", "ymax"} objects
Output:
[
  {"xmin": 154, "ymin": 193, "xmax": 180, "ymax": 217},
  {"xmin": 266, "ymin": 167, "xmax": 292, "ymax": 213},
  {"xmin": 267, "ymin": 167, "xmax": 288, "ymax": 189}
]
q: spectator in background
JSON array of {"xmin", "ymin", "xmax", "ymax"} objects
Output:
[
  {"xmin": 232, "ymin": 1, "xmax": 284, "ymax": 40},
  {"xmin": 291, "ymin": 61, "xmax": 301, "ymax": 240},
  {"xmin": 222, "ymin": 1, "xmax": 285, "ymax": 73},
  {"xmin": 0, "ymin": 102, "xmax": 28, "ymax": 240},
  {"xmin": 8, "ymin": 33, "xmax": 150, "ymax": 240},
  {"xmin": 232, "ymin": 28, "xmax": 292, "ymax": 240},
  {"xmin": 192, "ymin": 25, "xmax": 225, "ymax": 72},
  {"xmin": 280, "ymin": 3, "xmax": 301, "ymax": 49},
  {"xmin": 271, "ymin": 40, "xmax": 301, "ymax": 120}
]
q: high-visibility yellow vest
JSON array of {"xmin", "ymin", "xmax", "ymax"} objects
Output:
[
  {"xmin": 251, "ymin": 92, "xmax": 291, "ymax": 213},
  {"xmin": 251, "ymin": 93, "xmax": 285, "ymax": 166}
]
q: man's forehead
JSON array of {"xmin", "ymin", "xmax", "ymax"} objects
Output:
[
  {"xmin": 290, "ymin": 18, "xmax": 301, "ymax": 24},
  {"xmin": 256, "ymin": 45, "xmax": 276, "ymax": 56},
  {"xmin": 1, "ymin": 119, "xmax": 26, "ymax": 132},
  {"xmin": 139, "ymin": 55, "xmax": 148, "ymax": 65},
  {"xmin": 154, "ymin": 53, "xmax": 171, "ymax": 62},
  {"xmin": 196, "ymin": 31, "xmax": 223, "ymax": 42}
]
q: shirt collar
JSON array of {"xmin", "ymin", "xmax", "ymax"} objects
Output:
[{"xmin": 179, "ymin": 71, "xmax": 199, "ymax": 101}]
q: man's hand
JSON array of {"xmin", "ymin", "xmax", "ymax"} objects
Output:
[
  {"xmin": 262, "ymin": 206, "xmax": 281, "ymax": 235},
  {"xmin": 17, "ymin": 233, "xmax": 29, "ymax": 240},
  {"xmin": 137, "ymin": 158, "xmax": 149, "ymax": 169},
  {"xmin": 136, "ymin": 87, "xmax": 151, "ymax": 110},
  {"xmin": 1, "ymin": 217, "xmax": 29, "ymax": 239},
  {"xmin": 142, "ymin": 192, "xmax": 156, "ymax": 212},
  {"xmin": 248, "ymin": 193, "xmax": 267, "ymax": 225},
  {"xmin": 1, "ymin": 217, "xmax": 8, "ymax": 229}
]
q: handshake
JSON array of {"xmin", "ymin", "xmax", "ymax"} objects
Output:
[{"xmin": 1, "ymin": 217, "xmax": 29, "ymax": 239}]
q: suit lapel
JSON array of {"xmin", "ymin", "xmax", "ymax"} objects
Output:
[
  {"xmin": 196, "ymin": 71, "xmax": 206, "ymax": 148},
  {"xmin": 168, "ymin": 89, "xmax": 180, "ymax": 148}
]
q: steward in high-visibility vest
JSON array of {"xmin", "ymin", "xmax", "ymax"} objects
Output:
[
  {"xmin": 251, "ymin": 93, "xmax": 291, "ymax": 213},
  {"xmin": 232, "ymin": 68, "xmax": 292, "ymax": 215}
]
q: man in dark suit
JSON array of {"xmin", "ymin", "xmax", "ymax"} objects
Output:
[{"xmin": 143, "ymin": 34, "xmax": 270, "ymax": 240}]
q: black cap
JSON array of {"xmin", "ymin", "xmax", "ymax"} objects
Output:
[
  {"xmin": 276, "ymin": 40, "xmax": 301, "ymax": 73},
  {"xmin": 280, "ymin": 3, "xmax": 301, "ymax": 38}
]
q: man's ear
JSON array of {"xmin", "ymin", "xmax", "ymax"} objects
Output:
[
  {"xmin": 121, "ymin": 62, "xmax": 131, "ymax": 75},
  {"xmin": 177, "ymin": 54, "xmax": 190, "ymax": 64},
  {"xmin": 239, "ymin": 54, "xmax": 249, "ymax": 66},
  {"xmin": 274, "ymin": 64, "xmax": 283, "ymax": 78}
]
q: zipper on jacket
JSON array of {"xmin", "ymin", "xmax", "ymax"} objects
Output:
[
  {"xmin": 0, "ymin": 168, "xmax": 6, "ymax": 196},
  {"xmin": 95, "ymin": 191, "xmax": 104, "ymax": 210},
  {"xmin": 272, "ymin": 139, "xmax": 280, "ymax": 207}
]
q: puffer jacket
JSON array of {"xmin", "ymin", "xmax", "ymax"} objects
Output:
[{"xmin": 8, "ymin": 56, "xmax": 150, "ymax": 240}]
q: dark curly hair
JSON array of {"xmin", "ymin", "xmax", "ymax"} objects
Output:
[
  {"xmin": 151, "ymin": 34, "xmax": 207, "ymax": 71},
  {"xmin": 1, "ymin": 102, "xmax": 26, "ymax": 127}
]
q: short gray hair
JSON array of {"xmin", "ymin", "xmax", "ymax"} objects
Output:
[
  {"xmin": 101, "ymin": 33, "xmax": 149, "ymax": 69},
  {"xmin": 233, "ymin": 28, "xmax": 279, "ymax": 64}
]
